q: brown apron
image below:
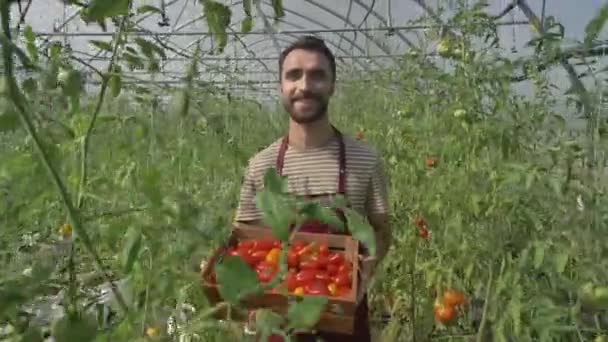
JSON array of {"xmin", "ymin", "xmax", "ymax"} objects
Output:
[{"xmin": 267, "ymin": 126, "xmax": 372, "ymax": 342}]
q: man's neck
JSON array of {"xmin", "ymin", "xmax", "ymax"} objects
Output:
[{"xmin": 288, "ymin": 117, "xmax": 335, "ymax": 150}]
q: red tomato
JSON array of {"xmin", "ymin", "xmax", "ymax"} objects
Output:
[
  {"xmin": 314, "ymin": 271, "xmax": 331, "ymax": 283},
  {"xmin": 299, "ymin": 260, "xmax": 319, "ymax": 270},
  {"xmin": 256, "ymin": 261, "xmax": 277, "ymax": 282},
  {"xmin": 285, "ymin": 270, "xmax": 298, "ymax": 291},
  {"xmin": 287, "ymin": 250, "xmax": 299, "ymax": 268},
  {"xmin": 327, "ymin": 264, "xmax": 339, "ymax": 276},
  {"xmin": 250, "ymin": 250, "xmax": 268, "ymax": 264},
  {"xmin": 292, "ymin": 240, "xmax": 307, "ymax": 252},
  {"xmin": 334, "ymin": 272, "xmax": 350, "ymax": 287},
  {"xmin": 295, "ymin": 270, "xmax": 316, "ymax": 285},
  {"xmin": 236, "ymin": 249, "xmax": 257, "ymax": 266},
  {"xmin": 338, "ymin": 261, "xmax": 352, "ymax": 273},
  {"xmin": 238, "ymin": 240, "xmax": 255, "ymax": 249},
  {"xmin": 311, "ymin": 254, "xmax": 329, "ymax": 268},
  {"xmin": 253, "ymin": 238, "xmax": 276, "ymax": 252},
  {"xmin": 328, "ymin": 252, "xmax": 345, "ymax": 265},
  {"xmin": 297, "ymin": 242, "xmax": 317, "ymax": 257},
  {"xmin": 304, "ymin": 280, "xmax": 330, "ymax": 296}
]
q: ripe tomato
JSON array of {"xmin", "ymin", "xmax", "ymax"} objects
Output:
[
  {"xmin": 327, "ymin": 264, "xmax": 339, "ymax": 276},
  {"xmin": 295, "ymin": 270, "xmax": 316, "ymax": 285},
  {"xmin": 337, "ymin": 262, "xmax": 352, "ymax": 275},
  {"xmin": 425, "ymin": 157, "xmax": 438, "ymax": 168},
  {"xmin": 418, "ymin": 226, "xmax": 429, "ymax": 239},
  {"xmin": 297, "ymin": 242, "xmax": 316, "ymax": 257},
  {"xmin": 310, "ymin": 254, "xmax": 329, "ymax": 268},
  {"xmin": 238, "ymin": 240, "xmax": 255, "ymax": 250},
  {"xmin": 434, "ymin": 302, "xmax": 456, "ymax": 323},
  {"xmin": 287, "ymin": 250, "xmax": 299, "ymax": 268},
  {"xmin": 304, "ymin": 280, "xmax": 330, "ymax": 296},
  {"xmin": 250, "ymin": 250, "xmax": 268, "ymax": 264},
  {"xmin": 334, "ymin": 272, "xmax": 351, "ymax": 287},
  {"xmin": 292, "ymin": 240, "xmax": 307, "ymax": 252},
  {"xmin": 327, "ymin": 282, "xmax": 338, "ymax": 296},
  {"xmin": 256, "ymin": 261, "xmax": 277, "ymax": 282},
  {"xmin": 285, "ymin": 269, "xmax": 298, "ymax": 291},
  {"xmin": 414, "ymin": 216, "xmax": 426, "ymax": 227},
  {"xmin": 314, "ymin": 271, "xmax": 331, "ymax": 283},
  {"xmin": 253, "ymin": 238, "xmax": 276, "ymax": 251},
  {"xmin": 328, "ymin": 252, "xmax": 345, "ymax": 265},
  {"xmin": 265, "ymin": 247, "xmax": 281, "ymax": 265},
  {"xmin": 299, "ymin": 260, "xmax": 319, "ymax": 270},
  {"xmin": 443, "ymin": 289, "xmax": 466, "ymax": 307},
  {"xmin": 293, "ymin": 287, "xmax": 305, "ymax": 295}
]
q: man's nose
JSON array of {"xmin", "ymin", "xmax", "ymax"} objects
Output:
[{"xmin": 296, "ymin": 74, "xmax": 312, "ymax": 91}]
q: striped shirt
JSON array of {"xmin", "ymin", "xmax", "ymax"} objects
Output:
[{"xmin": 235, "ymin": 133, "xmax": 389, "ymax": 222}]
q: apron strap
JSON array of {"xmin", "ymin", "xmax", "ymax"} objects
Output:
[{"xmin": 275, "ymin": 125, "xmax": 347, "ymax": 195}]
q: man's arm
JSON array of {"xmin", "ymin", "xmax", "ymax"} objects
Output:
[{"xmin": 233, "ymin": 163, "xmax": 264, "ymax": 226}]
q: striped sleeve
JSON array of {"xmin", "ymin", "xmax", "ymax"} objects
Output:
[
  {"xmin": 365, "ymin": 157, "xmax": 390, "ymax": 215},
  {"xmin": 234, "ymin": 163, "xmax": 263, "ymax": 222}
]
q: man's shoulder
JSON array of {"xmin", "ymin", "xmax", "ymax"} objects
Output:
[
  {"xmin": 342, "ymin": 134, "xmax": 382, "ymax": 166},
  {"xmin": 246, "ymin": 137, "xmax": 282, "ymax": 174}
]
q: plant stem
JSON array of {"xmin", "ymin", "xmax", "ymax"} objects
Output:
[
  {"xmin": 475, "ymin": 264, "xmax": 493, "ymax": 342},
  {"xmin": 0, "ymin": 0, "xmax": 129, "ymax": 314}
]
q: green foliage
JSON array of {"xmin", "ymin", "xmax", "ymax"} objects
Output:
[{"xmin": 0, "ymin": 1, "xmax": 607, "ymax": 342}]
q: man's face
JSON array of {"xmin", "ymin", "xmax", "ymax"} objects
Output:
[{"xmin": 280, "ymin": 49, "xmax": 334, "ymax": 124}]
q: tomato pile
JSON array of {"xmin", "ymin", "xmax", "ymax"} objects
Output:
[
  {"xmin": 433, "ymin": 289, "xmax": 466, "ymax": 324},
  {"xmin": 211, "ymin": 237, "xmax": 354, "ymax": 297}
]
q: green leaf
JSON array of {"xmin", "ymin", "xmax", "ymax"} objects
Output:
[
  {"xmin": 140, "ymin": 167, "xmax": 163, "ymax": 206},
  {"xmin": 533, "ymin": 242, "xmax": 545, "ymax": 269},
  {"xmin": 59, "ymin": 69, "xmax": 82, "ymax": 99},
  {"xmin": 23, "ymin": 25, "xmax": 39, "ymax": 63},
  {"xmin": 121, "ymin": 226, "xmax": 142, "ymax": 273},
  {"xmin": 85, "ymin": 0, "xmax": 129, "ymax": 21},
  {"xmin": 584, "ymin": 3, "xmax": 608, "ymax": 46},
  {"xmin": 271, "ymin": 0, "xmax": 284, "ymax": 19},
  {"xmin": 553, "ymin": 251, "xmax": 569, "ymax": 274},
  {"xmin": 51, "ymin": 313, "xmax": 97, "ymax": 342},
  {"xmin": 89, "ymin": 40, "xmax": 113, "ymax": 52},
  {"xmin": 298, "ymin": 202, "xmax": 345, "ymax": 232},
  {"xmin": 255, "ymin": 190, "xmax": 291, "ymax": 241},
  {"xmin": 343, "ymin": 208, "xmax": 376, "ymax": 257},
  {"xmin": 215, "ymin": 255, "xmax": 261, "ymax": 305},
  {"xmin": 0, "ymin": 102, "xmax": 20, "ymax": 133},
  {"xmin": 134, "ymin": 37, "xmax": 166, "ymax": 59},
  {"xmin": 136, "ymin": 5, "xmax": 163, "ymax": 15},
  {"xmin": 201, "ymin": 0, "xmax": 232, "ymax": 54},
  {"xmin": 255, "ymin": 309, "xmax": 285, "ymax": 338},
  {"xmin": 241, "ymin": 16, "xmax": 253, "ymax": 33},
  {"xmin": 263, "ymin": 167, "xmax": 287, "ymax": 194},
  {"xmin": 286, "ymin": 295, "xmax": 327, "ymax": 331}
]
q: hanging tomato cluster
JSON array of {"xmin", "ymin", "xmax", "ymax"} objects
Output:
[
  {"xmin": 433, "ymin": 289, "xmax": 467, "ymax": 324},
  {"xmin": 212, "ymin": 238, "xmax": 353, "ymax": 297}
]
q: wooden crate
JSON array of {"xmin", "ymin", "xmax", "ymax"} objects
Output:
[{"xmin": 200, "ymin": 223, "xmax": 360, "ymax": 335}]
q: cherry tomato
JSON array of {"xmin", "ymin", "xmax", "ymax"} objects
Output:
[
  {"xmin": 295, "ymin": 270, "xmax": 316, "ymax": 285},
  {"xmin": 418, "ymin": 226, "xmax": 429, "ymax": 239},
  {"xmin": 256, "ymin": 261, "xmax": 277, "ymax": 282},
  {"xmin": 315, "ymin": 271, "xmax": 331, "ymax": 283},
  {"xmin": 285, "ymin": 270, "xmax": 298, "ymax": 291},
  {"xmin": 238, "ymin": 240, "xmax": 255, "ymax": 249},
  {"xmin": 328, "ymin": 252, "xmax": 345, "ymax": 265},
  {"xmin": 425, "ymin": 157, "xmax": 438, "ymax": 168},
  {"xmin": 443, "ymin": 289, "xmax": 466, "ymax": 307},
  {"xmin": 414, "ymin": 216, "xmax": 426, "ymax": 227},
  {"xmin": 310, "ymin": 254, "xmax": 329, "ymax": 268},
  {"xmin": 285, "ymin": 250, "xmax": 297, "ymax": 267},
  {"xmin": 293, "ymin": 287, "xmax": 305, "ymax": 295},
  {"xmin": 236, "ymin": 249, "xmax": 258, "ymax": 266},
  {"xmin": 337, "ymin": 262, "xmax": 352, "ymax": 274},
  {"xmin": 297, "ymin": 242, "xmax": 317, "ymax": 257},
  {"xmin": 434, "ymin": 301, "xmax": 456, "ymax": 323},
  {"xmin": 327, "ymin": 282, "xmax": 338, "ymax": 296},
  {"xmin": 334, "ymin": 272, "xmax": 351, "ymax": 287},
  {"xmin": 327, "ymin": 264, "xmax": 339, "ymax": 276},
  {"xmin": 265, "ymin": 247, "xmax": 281, "ymax": 265},
  {"xmin": 250, "ymin": 250, "xmax": 268, "ymax": 264},
  {"xmin": 304, "ymin": 280, "xmax": 330, "ymax": 296},
  {"xmin": 253, "ymin": 238, "xmax": 276, "ymax": 252},
  {"xmin": 292, "ymin": 240, "xmax": 307, "ymax": 252},
  {"xmin": 299, "ymin": 260, "xmax": 319, "ymax": 270}
]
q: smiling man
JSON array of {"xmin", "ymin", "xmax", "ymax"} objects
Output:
[{"xmin": 234, "ymin": 36, "xmax": 392, "ymax": 342}]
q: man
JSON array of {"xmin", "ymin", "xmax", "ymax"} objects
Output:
[{"xmin": 234, "ymin": 36, "xmax": 391, "ymax": 342}]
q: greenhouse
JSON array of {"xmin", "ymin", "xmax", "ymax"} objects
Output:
[{"xmin": 1, "ymin": 0, "xmax": 607, "ymax": 341}]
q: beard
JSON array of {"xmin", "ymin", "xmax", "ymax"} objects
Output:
[{"xmin": 282, "ymin": 91, "xmax": 329, "ymax": 124}]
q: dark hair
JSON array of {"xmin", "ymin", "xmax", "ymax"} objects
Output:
[{"xmin": 278, "ymin": 35, "xmax": 336, "ymax": 82}]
